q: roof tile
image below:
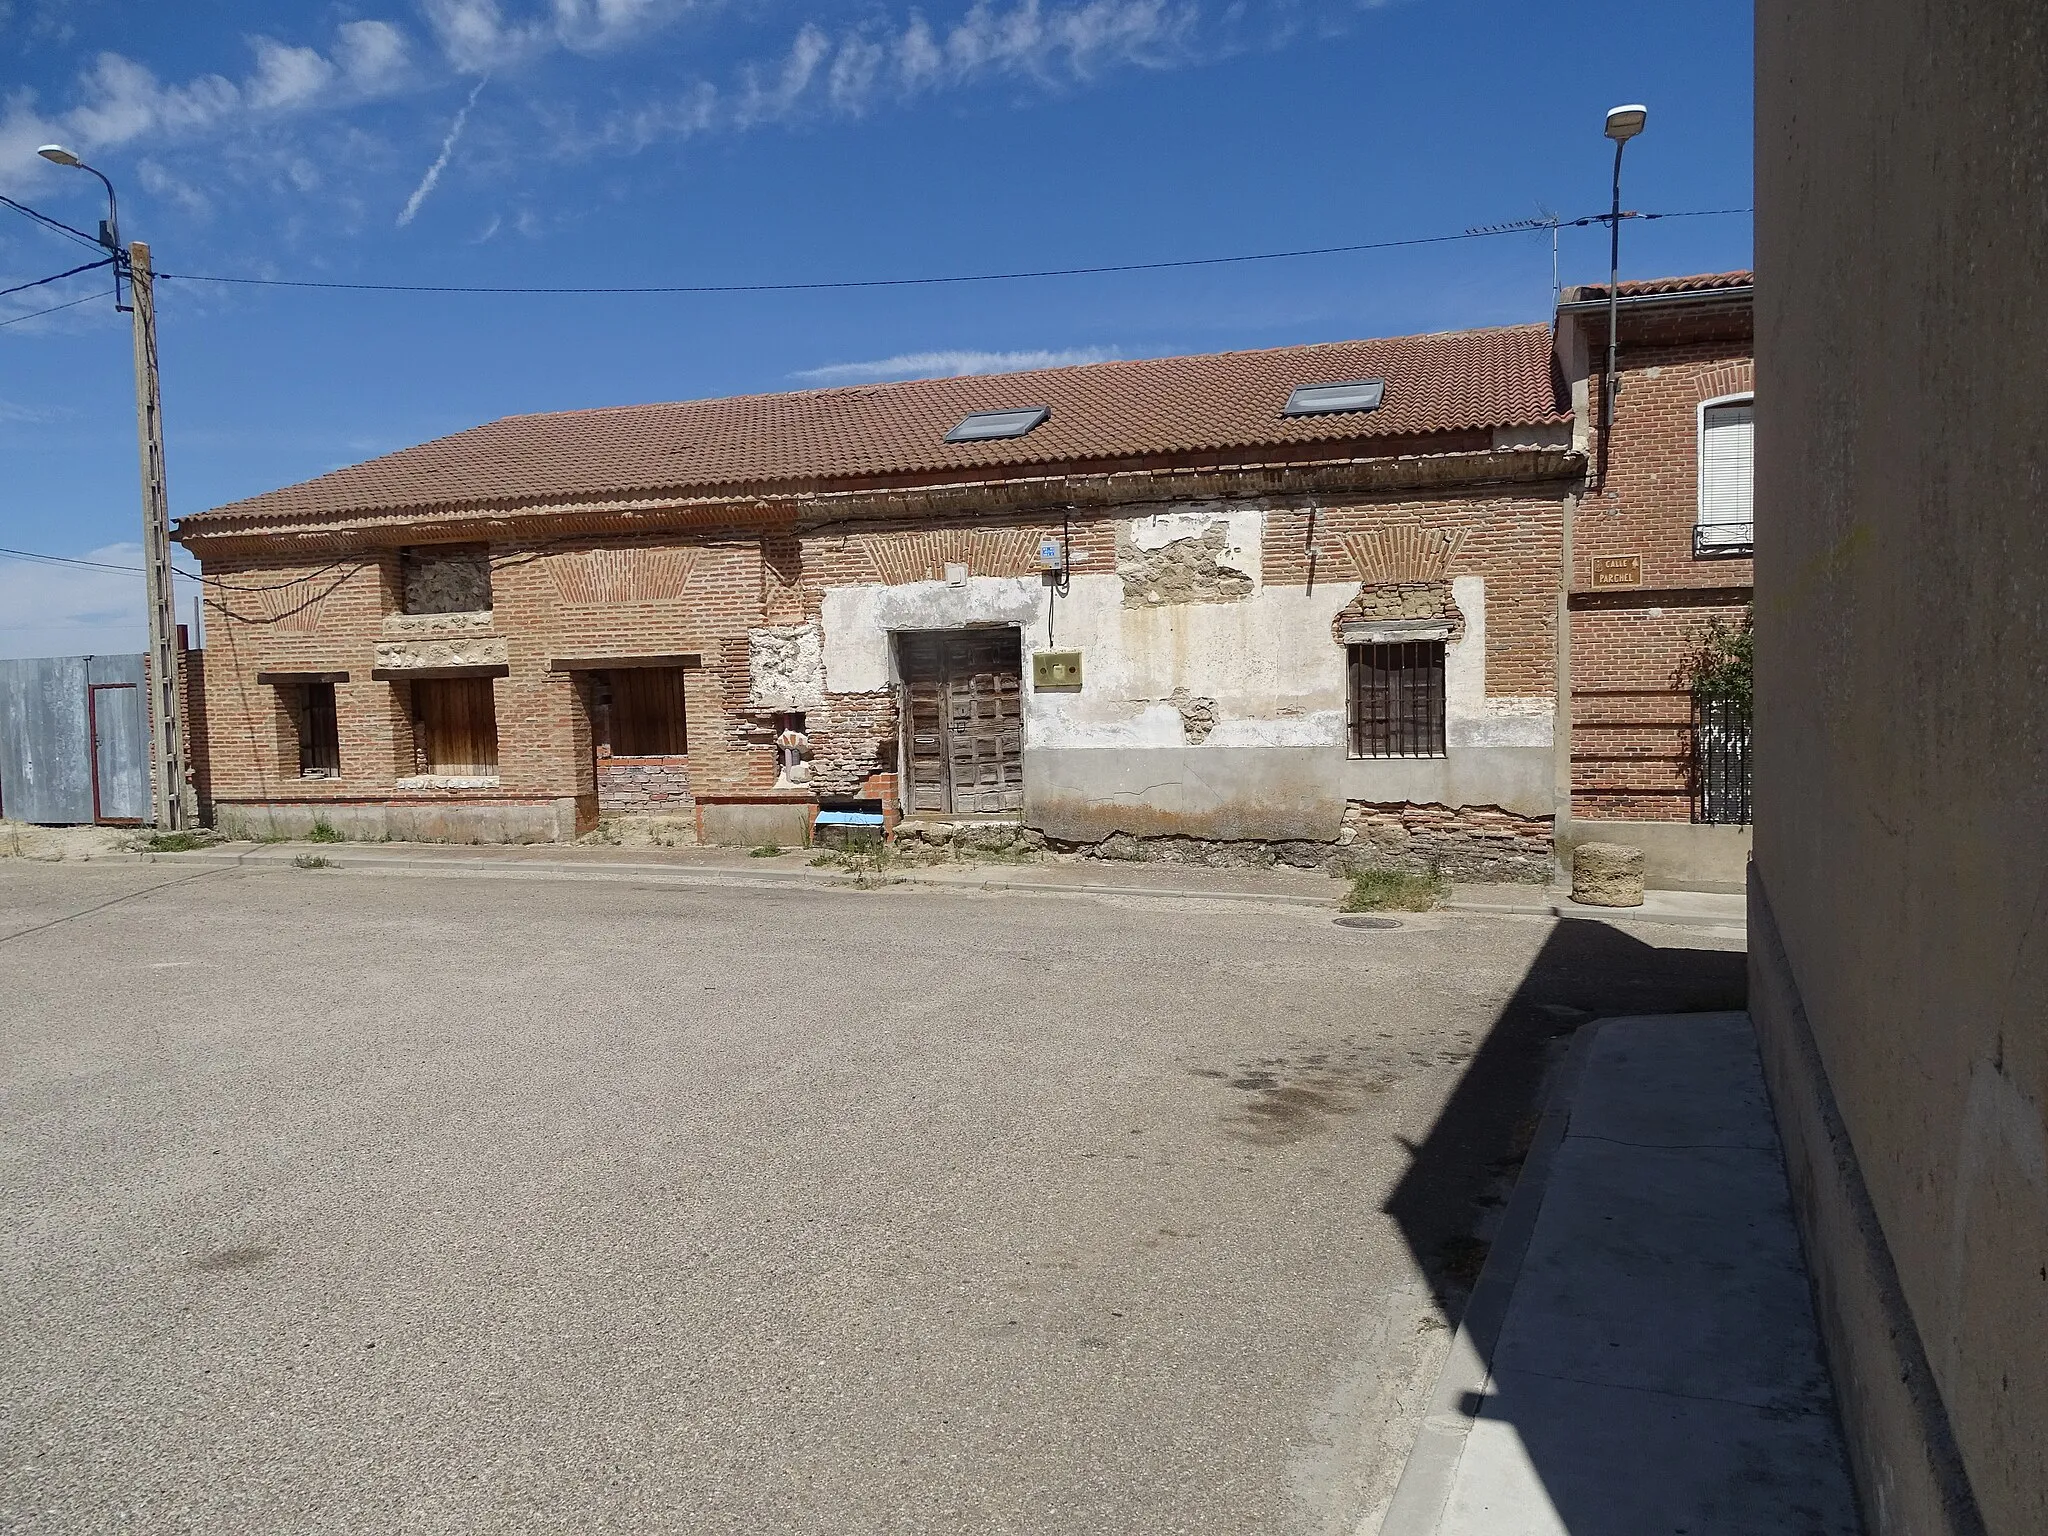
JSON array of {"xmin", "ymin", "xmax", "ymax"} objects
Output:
[{"xmin": 186, "ymin": 324, "xmax": 1566, "ymax": 527}]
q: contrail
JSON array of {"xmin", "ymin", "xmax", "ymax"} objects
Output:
[{"xmin": 398, "ymin": 76, "xmax": 488, "ymax": 228}]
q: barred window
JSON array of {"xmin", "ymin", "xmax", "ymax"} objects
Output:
[
  {"xmin": 299, "ymin": 680, "xmax": 341, "ymax": 778},
  {"xmin": 1347, "ymin": 641, "xmax": 1446, "ymax": 758}
]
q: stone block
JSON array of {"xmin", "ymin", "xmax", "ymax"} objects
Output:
[{"xmin": 1573, "ymin": 842, "xmax": 1647, "ymax": 907}]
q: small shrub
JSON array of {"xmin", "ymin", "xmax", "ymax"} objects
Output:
[
  {"xmin": 1678, "ymin": 609, "xmax": 1754, "ymax": 713},
  {"xmin": 1341, "ymin": 867, "xmax": 1447, "ymax": 913},
  {"xmin": 291, "ymin": 853, "xmax": 336, "ymax": 870},
  {"xmin": 137, "ymin": 829, "xmax": 216, "ymax": 854},
  {"xmin": 811, "ymin": 845, "xmax": 900, "ymax": 888},
  {"xmin": 749, "ymin": 844, "xmax": 784, "ymax": 858},
  {"xmin": 305, "ymin": 820, "xmax": 344, "ymax": 844}
]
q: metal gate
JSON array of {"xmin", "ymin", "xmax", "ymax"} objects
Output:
[
  {"xmin": 1691, "ymin": 696, "xmax": 1752, "ymax": 825},
  {"xmin": 0, "ymin": 653, "xmax": 151, "ymax": 825},
  {"xmin": 897, "ymin": 629, "xmax": 1024, "ymax": 815}
]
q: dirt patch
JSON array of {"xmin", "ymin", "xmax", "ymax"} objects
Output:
[{"xmin": 0, "ymin": 822, "xmax": 137, "ymax": 862}]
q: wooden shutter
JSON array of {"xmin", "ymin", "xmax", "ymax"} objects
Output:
[
  {"xmin": 608, "ymin": 667, "xmax": 688, "ymax": 756},
  {"xmin": 417, "ymin": 678, "xmax": 499, "ymax": 776},
  {"xmin": 1699, "ymin": 401, "xmax": 1754, "ymax": 542}
]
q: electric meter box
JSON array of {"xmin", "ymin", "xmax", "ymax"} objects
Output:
[{"xmin": 1033, "ymin": 651, "xmax": 1083, "ymax": 691}]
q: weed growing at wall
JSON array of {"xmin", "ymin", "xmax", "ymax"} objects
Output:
[
  {"xmin": 133, "ymin": 829, "xmax": 219, "ymax": 854},
  {"xmin": 306, "ymin": 820, "xmax": 344, "ymax": 844},
  {"xmin": 1342, "ymin": 868, "xmax": 1447, "ymax": 912}
]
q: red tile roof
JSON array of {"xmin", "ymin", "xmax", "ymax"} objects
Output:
[
  {"xmin": 184, "ymin": 325, "xmax": 1567, "ymax": 527},
  {"xmin": 1563, "ymin": 270, "xmax": 1754, "ymax": 303}
]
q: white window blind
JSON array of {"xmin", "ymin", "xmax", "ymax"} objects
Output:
[{"xmin": 1699, "ymin": 401, "xmax": 1754, "ymax": 544}]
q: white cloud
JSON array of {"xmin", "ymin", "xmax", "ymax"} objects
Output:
[
  {"xmin": 136, "ymin": 158, "xmax": 212, "ymax": 217},
  {"xmin": 245, "ymin": 38, "xmax": 337, "ymax": 111},
  {"xmin": 735, "ymin": 23, "xmax": 831, "ymax": 129},
  {"xmin": 792, "ymin": 345, "xmax": 1120, "ymax": 383},
  {"xmin": 0, "ymin": 399, "xmax": 73, "ymax": 425},
  {"xmin": 423, "ymin": 0, "xmax": 547, "ymax": 74},
  {"xmin": 334, "ymin": 20, "xmax": 413, "ymax": 93},
  {"xmin": 398, "ymin": 76, "xmax": 489, "ymax": 226},
  {"xmin": 549, "ymin": 0, "xmax": 696, "ymax": 53},
  {"xmin": 64, "ymin": 53, "xmax": 242, "ymax": 147},
  {"xmin": 606, "ymin": 0, "xmax": 1200, "ymax": 146}
]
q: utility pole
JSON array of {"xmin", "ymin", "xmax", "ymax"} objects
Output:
[
  {"xmin": 38, "ymin": 141, "xmax": 193, "ymax": 830},
  {"xmin": 128, "ymin": 241, "xmax": 189, "ymax": 829}
]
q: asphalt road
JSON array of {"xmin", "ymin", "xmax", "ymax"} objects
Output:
[{"xmin": 0, "ymin": 861, "xmax": 1746, "ymax": 1534}]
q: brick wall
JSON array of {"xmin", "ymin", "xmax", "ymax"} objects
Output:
[
  {"xmin": 187, "ymin": 481, "xmax": 1569, "ymax": 837},
  {"xmin": 1570, "ymin": 300, "xmax": 1754, "ymax": 823},
  {"xmin": 595, "ymin": 757, "xmax": 692, "ymax": 815},
  {"xmin": 1263, "ymin": 490, "xmax": 1565, "ymax": 696},
  {"xmin": 1571, "ymin": 591, "xmax": 1750, "ymax": 820}
]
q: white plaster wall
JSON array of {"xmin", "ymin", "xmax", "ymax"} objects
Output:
[
  {"xmin": 818, "ymin": 541, "xmax": 1551, "ymax": 753},
  {"xmin": 1123, "ymin": 504, "xmax": 1262, "ymax": 582}
]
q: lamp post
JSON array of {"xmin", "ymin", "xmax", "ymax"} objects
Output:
[
  {"xmin": 1599, "ymin": 104, "xmax": 1647, "ymax": 488},
  {"xmin": 36, "ymin": 143, "xmax": 188, "ymax": 829}
]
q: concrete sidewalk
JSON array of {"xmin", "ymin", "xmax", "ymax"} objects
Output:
[{"xmin": 1379, "ymin": 1012, "xmax": 1861, "ymax": 1535}]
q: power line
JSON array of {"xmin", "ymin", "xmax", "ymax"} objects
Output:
[
  {"xmin": 0, "ymin": 287, "xmax": 112, "ymax": 327},
  {"xmin": 0, "ymin": 545, "xmax": 196, "ymax": 579},
  {"xmin": 0, "ymin": 256, "xmax": 114, "ymax": 299},
  {"xmin": 0, "ymin": 193, "xmax": 105, "ymax": 254},
  {"xmin": 0, "ymin": 542, "xmax": 374, "ymax": 598},
  {"xmin": 155, "ymin": 207, "xmax": 1752, "ymax": 298}
]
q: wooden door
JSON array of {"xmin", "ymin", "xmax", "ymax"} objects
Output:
[{"xmin": 897, "ymin": 630, "xmax": 1023, "ymax": 815}]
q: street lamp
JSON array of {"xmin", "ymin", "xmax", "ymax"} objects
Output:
[
  {"xmin": 37, "ymin": 144, "xmax": 126, "ymax": 308},
  {"xmin": 1599, "ymin": 104, "xmax": 1647, "ymax": 487},
  {"xmin": 32, "ymin": 143, "xmax": 188, "ymax": 829}
]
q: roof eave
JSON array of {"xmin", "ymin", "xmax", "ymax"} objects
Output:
[{"xmin": 1555, "ymin": 284, "xmax": 1754, "ymax": 315}]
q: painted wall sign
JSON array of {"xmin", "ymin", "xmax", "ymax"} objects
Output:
[{"xmin": 1592, "ymin": 555, "xmax": 1644, "ymax": 587}]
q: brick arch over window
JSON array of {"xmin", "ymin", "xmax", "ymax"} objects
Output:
[{"xmin": 1691, "ymin": 361, "xmax": 1754, "ymax": 405}]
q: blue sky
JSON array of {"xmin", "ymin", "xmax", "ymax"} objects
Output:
[{"xmin": 0, "ymin": 0, "xmax": 1753, "ymax": 657}]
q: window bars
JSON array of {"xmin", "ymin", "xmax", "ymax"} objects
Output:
[
  {"xmin": 1348, "ymin": 640, "xmax": 1447, "ymax": 758},
  {"xmin": 1691, "ymin": 695, "xmax": 1752, "ymax": 824}
]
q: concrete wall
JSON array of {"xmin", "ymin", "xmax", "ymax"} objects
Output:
[
  {"xmin": 1558, "ymin": 818, "xmax": 1751, "ymax": 893},
  {"xmin": 216, "ymin": 797, "xmax": 580, "ymax": 844},
  {"xmin": 1755, "ymin": 3, "xmax": 2046, "ymax": 1532}
]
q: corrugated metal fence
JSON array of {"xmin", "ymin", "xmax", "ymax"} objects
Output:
[{"xmin": 0, "ymin": 654, "xmax": 151, "ymax": 825}]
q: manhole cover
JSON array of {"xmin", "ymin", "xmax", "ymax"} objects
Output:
[{"xmin": 1334, "ymin": 915, "xmax": 1401, "ymax": 930}]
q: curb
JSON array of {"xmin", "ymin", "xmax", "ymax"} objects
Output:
[
  {"xmin": 1375, "ymin": 1018, "xmax": 1611, "ymax": 1536},
  {"xmin": 141, "ymin": 848, "xmax": 1345, "ymax": 911},
  {"xmin": 1443, "ymin": 897, "xmax": 1746, "ymax": 931}
]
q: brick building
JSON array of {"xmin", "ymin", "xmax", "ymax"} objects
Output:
[
  {"xmin": 174, "ymin": 274, "xmax": 1752, "ymax": 885},
  {"xmin": 1553, "ymin": 271, "xmax": 1755, "ymax": 886}
]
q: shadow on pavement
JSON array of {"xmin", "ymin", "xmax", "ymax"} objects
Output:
[{"xmin": 1385, "ymin": 918, "xmax": 1747, "ymax": 1323}]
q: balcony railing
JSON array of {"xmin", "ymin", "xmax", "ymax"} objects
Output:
[{"xmin": 1693, "ymin": 521, "xmax": 1754, "ymax": 558}]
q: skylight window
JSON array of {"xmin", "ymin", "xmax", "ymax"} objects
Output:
[
  {"xmin": 945, "ymin": 407, "xmax": 1050, "ymax": 443},
  {"xmin": 1282, "ymin": 379, "xmax": 1385, "ymax": 417}
]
